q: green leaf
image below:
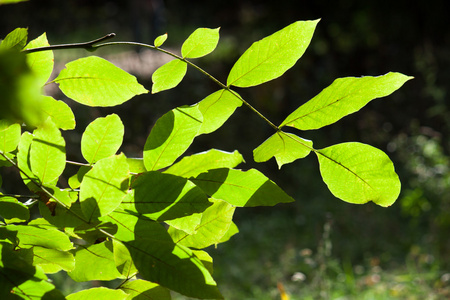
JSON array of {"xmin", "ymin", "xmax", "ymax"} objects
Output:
[
  {"xmin": 280, "ymin": 72, "xmax": 414, "ymax": 130},
  {"xmin": 181, "ymin": 27, "xmax": 220, "ymax": 59},
  {"xmin": 169, "ymin": 199, "xmax": 235, "ymax": 249},
  {"xmin": 81, "ymin": 114, "xmax": 124, "ymax": 164},
  {"xmin": 120, "ymin": 279, "xmax": 171, "ymax": 300},
  {"xmin": 80, "ymin": 154, "xmax": 129, "ymax": 221},
  {"xmin": 24, "ymin": 33, "xmax": 54, "ymax": 86},
  {"xmin": 151, "ymin": 59, "xmax": 187, "ymax": 93},
  {"xmin": 113, "ymin": 239, "xmax": 137, "ymax": 278},
  {"xmin": 165, "ymin": 213, "xmax": 202, "ymax": 235},
  {"xmin": 68, "ymin": 166, "xmax": 91, "ymax": 189},
  {"xmin": 54, "ymin": 56, "xmax": 148, "ymax": 106},
  {"xmin": 69, "ymin": 241, "xmax": 124, "ymax": 282},
  {"xmin": 0, "ymin": 196, "xmax": 29, "ymax": 224},
  {"xmin": 0, "ymin": 120, "xmax": 21, "ymax": 153},
  {"xmin": 67, "ymin": 287, "xmax": 128, "ymax": 300},
  {"xmin": 17, "ymin": 131, "xmax": 39, "ymax": 189},
  {"xmin": 253, "ymin": 131, "xmax": 312, "ymax": 168},
  {"xmin": 191, "ymin": 250, "xmax": 213, "ymax": 275},
  {"xmin": 143, "ymin": 105, "xmax": 203, "ymax": 171},
  {"xmin": 192, "ymin": 168, "xmax": 294, "ymax": 207},
  {"xmin": 105, "ymin": 211, "xmax": 222, "ymax": 299},
  {"xmin": 33, "ymin": 246, "xmax": 75, "ymax": 273},
  {"xmin": 0, "ymin": 0, "xmax": 29, "ymax": 5},
  {"xmin": 5, "ymin": 224, "xmax": 73, "ymax": 250},
  {"xmin": 40, "ymin": 96, "xmax": 75, "ymax": 130},
  {"xmin": 39, "ymin": 202, "xmax": 85, "ymax": 230},
  {"xmin": 0, "ymin": 27, "xmax": 27, "ymax": 51},
  {"xmin": 197, "ymin": 89, "xmax": 243, "ymax": 135},
  {"xmin": 121, "ymin": 171, "xmax": 211, "ymax": 221},
  {"xmin": 227, "ymin": 20, "xmax": 319, "ymax": 87},
  {"xmin": 165, "ymin": 149, "xmax": 244, "ymax": 178},
  {"xmin": 30, "ymin": 119, "xmax": 66, "ymax": 184},
  {"xmin": 154, "ymin": 33, "xmax": 168, "ymax": 47},
  {"xmin": 218, "ymin": 221, "xmax": 239, "ymax": 243},
  {"xmin": 316, "ymin": 142, "xmax": 401, "ymax": 207},
  {"xmin": 126, "ymin": 158, "xmax": 146, "ymax": 174}
]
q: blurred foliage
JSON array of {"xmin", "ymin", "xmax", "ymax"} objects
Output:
[{"xmin": 1, "ymin": 0, "xmax": 449, "ymax": 298}]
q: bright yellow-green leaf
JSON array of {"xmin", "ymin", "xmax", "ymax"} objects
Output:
[
  {"xmin": 67, "ymin": 287, "xmax": 127, "ymax": 300},
  {"xmin": 24, "ymin": 33, "xmax": 54, "ymax": 86},
  {"xmin": 30, "ymin": 119, "xmax": 66, "ymax": 184},
  {"xmin": 280, "ymin": 72, "xmax": 413, "ymax": 130},
  {"xmin": 151, "ymin": 59, "xmax": 187, "ymax": 93},
  {"xmin": 113, "ymin": 239, "xmax": 137, "ymax": 278},
  {"xmin": 181, "ymin": 27, "xmax": 220, "ymax": 59},
  {"xmin": 17, "ymin": 131, "xmax": 39, "ymax": 189},
  {"xmin": 197, "ymin": 89, "xmax": 242, "ymax": 135},
  {"xmin": 33, "ymin": 246, "xmax": 75, "ymax": 273},
  {"xmin": 0, "ymin": 120, "xmax": 21, "ymax": 153},
  {"xmin": 227, "ymin": 20, "xmax": 319, "ymax": 87},
  {"xmin": 0, "ymin": 0, "xmax": 29, "ymax": 5},
  {"xmin": 79, "ymin": 154, "xmax": 129, "ymax": 221},
  {"xmin": 0, "ymin": 196, "xmax": 29, "ymax": 224},
  {"xmin": 165, "ymin": 149, "xmax": 244, "ymax": 178},
  {"xmin": 316, "ymin": 142, "xmax": 401, "ymax": 207},
  {"xmin": 54, "ymin": 56, "xmax": 148, "ymax": 106},
  {"xmin": 253, "ymin": 131, "xmax": 313, "ymax": 168},
  {"xmin": 5, "ymin": 224, "xmax": 73, "ymax": 251},
  {"xmin": 0, "ymin": 27, "xmax": 27, "ymax": 50},
  {"xmin": 40, "ymin": 96, "xmax": 75, "ymax": 130},
  {"xmin": 144, "ymin": 105, "xmax": 202, "ymax": 171},
  {"xmin": 81, "ymin": 114, "xmax": 124, "ymax": 164},
  {"xmin": 154, "ymin": 33, "xmax": 168, "ymax": 47},
  {"xmin": 192, "ymin": 168, "xmax": 294, "ymax": 207},
  {"xmin": 68, "ymin": 166, "xmax": 91, "ymax": 189},
  {"xmin": 120, "ymin": 279, "xmax": 171, "ymax": 300},
  {"xmin": 165, "ymin": 213, "xmax": 202, "ymax": 235}
]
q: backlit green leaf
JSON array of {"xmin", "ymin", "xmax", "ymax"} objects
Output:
[
  {"xmin": 197, "ymin": 89, "xmax": 243, "ymax": 135},
  {"xmin": 0, "ymin": 120, "xmax": 21, "ymax": 153},
  {"xmin": 5, "ymin": 224, "xmax": 73, "ymax": 250},
  {"xmin": 120, "ymin": 279, "xmax": 171, "ymax": 300},
  {"xmin": 316, "ymin": 142, "xmax": 401, "ymax": 207},
  {"xmin": 126, "ymin": 158, "xmax": 146, "ymax": 174},
  {"xmin": 0, "ymin": 196, "xmax": 29, "ymax": 224},
  {"xmin": 0, "ymin": 27, "xmax": 27, "ymax": 51},
  {"xmin": 79, "ymin": 154, "xmax": 129, "ymax": 221},
  {"xmin": 68, "ymin": 166, "xmax": 91, "ymax": 189},
  {"xmin": 67, "ymin": 287, "xmax": 128, "ymax": 300},
  {"xmin": 113, "ymin": 239, "xmax": 137, "ymax": 278},
  {"xmin": 165, "ymin": 149, "xmax": 244, "ymax": 178},
  {"xmin": 181, "ymin": 27, "xmax": 220, "ymax": 59},
  {"xmin": 165, "ymin": 213, "xmax": 202, "ymax": 235},
  {"xmin": 17, "ymin": 131, "xmax": 38, "ymax": 189},
  {"xmin": 33, "ymin": 246, "xmax": 75, "ymax": 273},
  {"xmin": 192, "ymin": 168, "xmax": 294, "ymax": 207},
  {"xmin": 227, "ymin": 20, "xmax": 319, "ymax": 87},
  {"xmin": 144, "ymin": 105, "xmax": 202, "ymax": 171},
  {"xmin": 121, "ymin": 171, "xmax": 211, "ymax": 221},
  {"xmin": 30, "ymin": 119, "xmax": 66, "ymax": 184},
  {"xmin": 81, "ymin": 114, "xmax": 124, "ymax": 164},
  {"xmin": 253, "ymin": 131, "xmax": 312, "ymax": 168},
  {"xmin": 69, "ymin": 241, "xmax": 124, "ymax": 282},
  {"xmin": 169, "ymin": 199, "xmax": 235, "ymax": 249},
  {"xmin": 218, "ymin": 221, "xmax": 239, "ymax": 243},
  {"xmin": 24, "ymin": 33, "xmax": 54, "ymax": 86},
  {"xmin": 154, "ymin": 33, "xmax": 168, "ymax": 47},
  {"xmin": 280, "ymin": 72, "xmax": 413, "ymax": 130},
  {"xmin": 54, "ymin": 56, "xmax": 148, "ymax": 106},
  {"xmin": 151, "ymin": 59, "xmax": 187, "ymax": 93},
  {"xmin": 40, "ymin": 96, "xmax": 75, "ymax": 130}
]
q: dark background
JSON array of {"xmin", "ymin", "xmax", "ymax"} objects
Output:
[{"xmin": 1, "ymin": 0, "xmax": 449, "ymax": 298}]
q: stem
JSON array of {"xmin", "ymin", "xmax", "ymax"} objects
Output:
[{"xmin": 66, "ymin": 160, "xmax": 91, "ymax": 167}]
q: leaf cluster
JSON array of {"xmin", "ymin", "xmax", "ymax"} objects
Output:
[{"xmin": 0, "ymin": 20, "xmax": 411, "ymax": 299}]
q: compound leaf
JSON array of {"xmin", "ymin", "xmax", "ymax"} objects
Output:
[
  {"xmin": 143, "ymin": 105, "xmax": 202, "ymax": 171},
  {"xmin": 81, "ymin": 114, "xmax": 124, "ymax": 164},
  {"xmin": 181, "ymin": 27, "xmax": 220, "ymax": 59},
  {"xmin": 192, "ymin": 168, "xmax": 294, "ymax": 207},
  {"xmin": 152, "ymin": 59, "xmax": 187, "ymax": 93},
  {"xmin": 227, "ymin": 20, "xmax": 319, "ymax": 87},
  {"xmin": 280, "ymin": 72, "xmax": 413, "ymax": 130},
  {"xmin": 316, "ymin": 142, "xmax": 401, "ymax": 207},
  {"xmin": 54, "ymin": 56, "xmax": 148, "ymax": 106},
  {"xmin": 253, "ymin": 131, "xmax": 313, "ymax": 168}
]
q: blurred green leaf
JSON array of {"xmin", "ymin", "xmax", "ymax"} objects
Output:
[
  {"xmin": 80, "ymin": 154, "xmax": 129, "ymax": 221},
  {"xmin": 192, "ymin": 168, "xmax": 294, "ymax": 207},
  {"xmin": 54, "ymin": 56, "xmax": 148, "ymax": 106},
  {"xmin": 253, "ymin": 131, "xmax": 313, "ymax": 168},
  {"xmin": 0, "ymin": 0, "xmax": 29, "ymax": 5},
  {"xmin": 152, "ymin": 59, "xmax": 187, "ymax": 93},
  {"xmin": 227, "ymin": 20, "xmax": 319, "ymax": 87},
  {"xmin": 316, "ymin": 142, "xmax": 401, "ymax": 207},
  {"xmin": 144, "ymin": 105, "xmax": 202, "ymax": 171},
  {"xmin": 197, "ymin": 89, "xmax": 242, "ymax": 135},
  {"xmin": 280, "ymin": 72, "xmax": 413, "ymax": 130},
  {"xmin": 181, "ymin": 27, "xmax": 220, "ymax": 59},
  {"xmin": 81, "ymin": 114, "xmax": 124, "ymax": 164},
  {"xmin": 67, "ymin": 287, "xmax": 128, "ymax": 300},
  {"xmin": 165, "ymin": 149, "xmax": 244, "ymax": 178}
]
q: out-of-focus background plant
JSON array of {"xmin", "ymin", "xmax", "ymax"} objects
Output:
[{"xmin": 1, "ymin": 1, "xmax": 449, "ymax": 299}]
